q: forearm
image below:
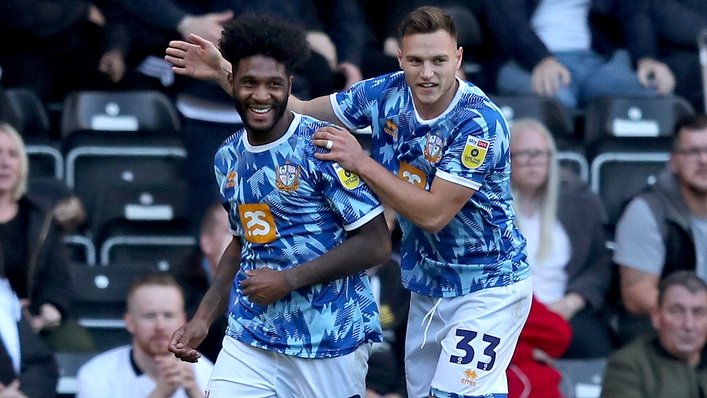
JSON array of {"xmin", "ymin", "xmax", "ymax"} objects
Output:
[
  {"xmin": 193, "ymin": 245, "xmax": 240, "ymax": 325},
  {"xmin": 355, "ymin": 157, "xmax": 465, "ymax": 234},
  {"xmin": 288, "ymin": 95, "xmax": 341, "ymax": 125},
  {"xmin": 284, "ymin": 213, "xmax": 390, "ymax": 290}
]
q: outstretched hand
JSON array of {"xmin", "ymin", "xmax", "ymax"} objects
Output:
[
  {"xmin": 168, "ymin": 319, "xmax": 208, "ymax": 363},
  {"xmin": 241, "ymin": 268, "xmax": 292, "ymax": 306},
  {"xmin": 165, "ymin": 34, "xmax": 225, "ymax": 81},
  {"xmin": 312, "ymin": 126, "xmax": 369, "ymax": 174}
]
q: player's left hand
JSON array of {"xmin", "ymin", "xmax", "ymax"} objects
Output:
[
  {"xmin": 313, "ymin": 125, "xmax": 368, "ymax": 174},
  {"xmin": 241, "ymin": 268, "xmax": 292, "ymax": 306}
]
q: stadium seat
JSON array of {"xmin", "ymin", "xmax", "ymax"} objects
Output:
[
  {"xmin": 585, "ymin": 96, "xmax": 694, "ymax": 228},
  {"xmin": 491, "ymin": 94, "xmax": 589, "ymax": 181},
  {"xmin": 556, "ymin": 358, "xmax": 607, "ymax": 398},
  {"xmin": 60, "ymin": 91, "xmax": 188, "ymax": 242},
  {"xmin": 0, "ymin": 88, "xmax": 63, "ymax": 180}
]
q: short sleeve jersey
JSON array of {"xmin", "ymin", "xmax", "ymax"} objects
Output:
[
  {"xmin": 214, "ymin": 112, "xmax": 384, "ymax": 359},
  {"xmin": 331, "ymin": 72, "xmax": 530, "ymax": 297}
]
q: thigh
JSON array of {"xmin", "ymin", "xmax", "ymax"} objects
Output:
[
  {"xmin": 583, "ymin": 49, "xmax": 657, "ymax": 103},
  {"xmin": 405, "ymin": 294, "xmax": 446, "ymax": 398},
  {"xmin": 280, "ymin": 344, "xmax": 371, "ymax": 398},
  {"xmin": 206, "ymin": 336, "xmax": 278, "ymax": 398},
  {"xmin": 430, "ymin": 278, "xmax": 532, "ymax": 397}
]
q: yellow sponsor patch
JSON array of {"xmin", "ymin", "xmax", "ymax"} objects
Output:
[
  {"xmin": 462, "ymin": 136, "xmax": 489, "ymax": 169},
  {"xmin": 397, "ymin": 162, "xmax": 426, "ymax": 188},
  {"xmin": 332, "ymin": 163, "xmax": 361, "ymax": 189},
  {"xmin": 238, "ymin": 203, "xmax": 277, "ymax": 244}
]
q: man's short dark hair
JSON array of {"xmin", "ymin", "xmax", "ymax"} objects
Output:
[
  {"xmin": 219, "ymin": 14, "xmax": 310, "ymax": 75},
  {"xmin": 657, "ymin": 271, "xmax": 707, "ymax": 306},
  {"xmin": 671, "ymin": 114, "xmax": 707, "ymax": 150},
  {"xmin": 398, "ymin": 6, "xmax": 457, "ymax": 41}
]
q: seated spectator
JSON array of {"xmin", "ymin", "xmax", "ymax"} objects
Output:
[
  {"xmin": 366, "ymin": 208, "xmax": 410, "ymax": 398},
  {"xmin": 652, "ymin": 0, "xmax": 707, "ymax": 112},
  {"xmin": 0, "ymin": 0, "xmax": 140, "ymax": 101},
  {"xmin": 507, "ymin": 297, "xmax": 572, "ymax": 398},
  {"xmin": 76, "ymin": 272, "xmax": 213, "ymax": 397},
  {"xmin": 484, "ymin": 0, "xmax": 675, "ymax": 112},
  {"xmin": 0, "ymin": 278, "xmax": 59, "ymax": 398},
  {"xmin": 0, "ymin": 122, "xmax": 93, "ymax": 352},
  {"xmin": 601, "ymin": 271, "xmax": 707, "ymax": 398},
  {"xmin": 173, "ymin": 202, "xmax": 230, "ymax": 363},
  {"xmin": 614, "ymin": 113, "xmax": 707, "ymax": 342},
  {"xmin": 510, "ymin": 118, "xmax": 614, "ymax": 358}
]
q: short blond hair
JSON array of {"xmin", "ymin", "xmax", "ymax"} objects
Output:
[{"xmin": 0, "ymin": 122, "xmax": 29, "ymax": 201}]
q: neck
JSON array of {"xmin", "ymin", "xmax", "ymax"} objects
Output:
[
  {"xmin": 514, "ymin": 190, "xmax": 541, "ymax": 216},
  {"xmin": 0, "ymin": 195, "xmax": 18, "ymax": 223},
  {"xmin": 247, "ymin": 111, "xmax": 294, "ymax": 146},
  {"xmin": 415, "ymin": 78, "xmax": 459, "ymax": 120},
  {"xmin": 679, "ymin": 184, "xmax": 707, "ymax": 218},
  {"xmin": 131, "ymin": 345, "xmax": 161, "ymax": 379}
]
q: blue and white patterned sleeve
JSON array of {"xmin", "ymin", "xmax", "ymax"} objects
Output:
[
  {"xmin": 435, "ymin": 105, "xmax": 510, "ymax": 191},
  {"xmin": 330, "ymin": 73, "xmax": 398, "ymax": 131},
  {"xmin": 316, "ymin": 159, "xmax": 384, "ymax": 231}
]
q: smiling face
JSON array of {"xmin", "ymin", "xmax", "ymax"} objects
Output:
[
  {"xmin": 230, "ymin": 55, "xmax": 293, "ymax": 144},
  {"xmin": 398, "ymin": 29, "xmax": 462, "ymax": 120}
]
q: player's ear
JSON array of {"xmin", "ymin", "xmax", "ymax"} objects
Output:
[{"xmin": 227, "ymin": 72, "xmax": 234, "ymax": 91}]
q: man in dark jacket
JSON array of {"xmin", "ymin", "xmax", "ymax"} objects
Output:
[{"xmin": 601, "ymin": 271, "xmax": 707, "ymax": 398}]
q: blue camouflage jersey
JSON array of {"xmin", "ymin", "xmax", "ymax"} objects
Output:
[
  {"xmin": 214, "ymin": 112, "xmax": 384, "ymax": 358},
  {"xmin": 331, "ymin": 72, "xmax": 530, "ymax": 298}
]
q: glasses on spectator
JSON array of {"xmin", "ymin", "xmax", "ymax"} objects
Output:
[
  {"xmin": 511, "ymin": 150, "xmax": 552, "ymax": 166},
  {"xmin": 673, "ymin": 147, "xmax": 707, "ymax": 160}
]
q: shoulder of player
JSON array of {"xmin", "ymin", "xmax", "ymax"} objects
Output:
[{"xmin": 216, "ymin": 128, "xmax": 246, "ymax": 153}]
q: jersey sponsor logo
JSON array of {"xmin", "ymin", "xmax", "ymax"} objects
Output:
[
  {"xmin": 424, "ymin": 132, "xmax": 445, "ymax": 163},
  {"xmin": 275, "ymin": 162, "xmax": 300, "ymax": 192},
  {"xmin": 238, "ymin": 204, "xmax": 277, "ymax": 243},
  {"xmin": 397, "ymin": 162, "xmax": 426, "ymax": 188},
  {"xmin": 384, "ymin": 119, "xmax": 398, "ymax": 139},
  {"xmin": 461, "ymin": 369, "xmax": 478, "ymax": 386},
  {"xmin": 226, "ymin": 171, "xmax": 237, "ymax": 188},
  {"xmin": 462, "ymin": 136, "xmax": 489, "ymax": 169},
  {"xmin": 332, "ymin": 162, "xmax": 361, "ymax": 189}
]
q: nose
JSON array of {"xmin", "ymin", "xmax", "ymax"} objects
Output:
[
  {"xmin": 421, "ymin": 62, "xmax": 434, "ymax": 79},
  {"xmin": 252, "ymin": 84, "xmax": 270, "ymax": 101}
]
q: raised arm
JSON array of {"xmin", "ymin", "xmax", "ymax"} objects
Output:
[
  {"xmin": 169, "ymin": 236, "xmax": 241, "ymax": 362},
  {"xmin": 240, "ymin": 212, "xmax": 391, "ymax": 306}
]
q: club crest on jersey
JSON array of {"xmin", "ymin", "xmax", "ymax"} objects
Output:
[
  {"xmin": 226, "ymin": 171, "xmax": 237, "ymax": 188},
  {"xmin": 424, "ymin": 132, "xmax": 445, "ymax": 163},
  {"xmin": 384, "ymin": 119, "xmax": 398, "ymax": 139},
  {"xmin": 332, "ymin": 162, "xmax": 361, "ymax": 189},
  {"xmin": 462, "ymin": 136, "xmax": 489, "ymax": 169},
  {"xmin": 275, "ymin": 162, "xmax": 300, "ymax": 191}
]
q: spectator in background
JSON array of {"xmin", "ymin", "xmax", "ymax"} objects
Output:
[
  {"xmin": 510, "ymin": 118, "xmax": 614, "ymax": 358},
  {"xmin": 484, "ymin": 0, "xmax": 675, "ymax": 112},
  {"xmin": 614, "ymin": 114, "xmax": 707, "ymax": 343},
  {"xmin": 76, "ymin": 273, "xmax": 213, "ymax": 398},
  {"xmin": 651, "ymin": 0, "xmax": 707, "ymax": 111},
  {"xmin": 174, "ymin": 202, "xmax": 230, "ymax": 363},
  {"xmin": 0, "ymin": 279, "xmax": 58, "ymax": 398},
  {"xmin": 0, "ymin": 122, "xmax": 93, "ymax": 352},
  {"xmin": 601, "ymin": 271, "xmax": 707, "ymax": 398},
  {"xmin": 0, "ymin": 0, "xmax": 138, "ymax": 101},
  {"xmin": 507, "ymin": 297, "xmax": 572, "ymax": 398}
]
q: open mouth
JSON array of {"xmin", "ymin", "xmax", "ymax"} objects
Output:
[
  {"xmin": 250, "ymin": 106, "xmax": 272, "ymax": 115},
  {"xmin": 418, "ymin": 83, "xmax": 437, "ymax": 89}
]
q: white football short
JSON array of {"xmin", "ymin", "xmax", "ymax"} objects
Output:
[
  {"xmin": 405, "ymin": 277, "xmax": 532, "ymax": 398},
  {"xmin": 205, "ymin": 335, "xmax": 371, "ymax": 398}
]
